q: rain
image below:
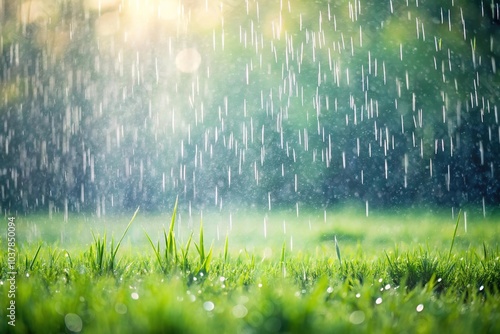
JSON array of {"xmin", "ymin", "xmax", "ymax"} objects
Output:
[{"xmin": 0, "ymin": 0, "xmax": 499, "ymax": 223}]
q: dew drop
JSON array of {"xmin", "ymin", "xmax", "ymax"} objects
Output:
[
  {"xmin": 349, "ymin": 310, "xmax": 365, "ymax": 325},
  {"xmin": 232, "ymin": 304, "xmax": 248, "ymax": 318},
  {"xmin": 375, "ymin": 297, "xmax": 383, "ymax": 305},
  {"xmin": 203, "ymin": 301, "xmax": 215, "ymax": 311},
  {"xmin": 416, "ymin": 304, "xmax": 424, "ymax": 312},
  {"xmin": 115, "ymin": 303, "xmax": 127, "ymax": 314},
  {"xmin": 65, "ymin": 313, "xmax": 83, "ymax": 333}
]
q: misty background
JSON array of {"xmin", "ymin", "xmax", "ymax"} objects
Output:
[{"xmin": 1, "ymin": 0, "xmax": 499, "ymax": 216}]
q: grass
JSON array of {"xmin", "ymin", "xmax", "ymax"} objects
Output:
[{"xmin": 1, "ymin": 206, "xmax": 500, "ymax": 333}]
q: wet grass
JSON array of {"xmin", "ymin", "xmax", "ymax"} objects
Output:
[{"xmin": 1, "ymin": 207, "xmax": 500, "ymax": 333}]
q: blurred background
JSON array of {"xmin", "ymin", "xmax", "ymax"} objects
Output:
[{"xmin": 1, "ymin": 0, "xmax": 499, "ymax": 218}]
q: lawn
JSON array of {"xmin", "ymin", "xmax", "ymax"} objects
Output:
[{"xmin": 1, "ymin": 204, "xmax": 500, "ymax": 333}]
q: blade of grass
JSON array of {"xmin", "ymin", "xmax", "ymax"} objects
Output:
[
  {"xmin": 181, "ymin": 232, "xmax": 193, "ymax": 271},
  {"xmin": 200, "ymin": 244, "xmax": 213, "ymax": 274},
  {"xmin": 111, "ymin": 206, "xmax": 140, "ymax": 261},
  {"xmin": 280, "ymin": 241, "xmax": 286, "ymax": 277},
  {"xmin": 144, "ymin": 229, "xmax": 165, "ymax": 272},
  {"xmin": 334, "ymin": 235, "xmax": 342, "ymax": 266},
  {"xmin": 167, "ymin": 197, "xmax": 178, "ymax": 261},
  {"xmin": 483, "ymin": 241, "xmax": 488, "ymax": 261},
  {"xmin": 195, "ymin": 220, "xmax": 205, "ymax": 262},
  {"xmin": 28, "ymin": 244, "xmax": 42, "ymax": 271},
  {"xmin": 448, "ymin": 209, "xmax": 462, "ymax": 261},
  {"xmin": 385, "ymin": 250, "xmax": 394, "ymax": 271},
  {"xmin": 224, "ymin": 234, "xmax": 229, "ymax": 263}
]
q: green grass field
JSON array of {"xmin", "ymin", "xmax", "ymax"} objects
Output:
[{"xmin": 1, "ymin": 205, "xmax": 500, "ymax": 333}]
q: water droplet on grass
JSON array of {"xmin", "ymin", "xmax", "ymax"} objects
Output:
[
  {"xmin": 375, "ymin": 297, "xmax": 383, "ymax": 305},
  {"xmin": 65, "ymin": 313, "xmax": 83, "ymax": 333},
  {"xmin": 327, "ymin": 286, "xmax": 334, "ymax": 294},
  {"xmin": 203, "ymin": 301, "xmax": 215, "ymax": 311},
  {"xmin": 349, "ymin": 310, "xmax": 365, "ymax": 325},
  {"xmin": 416, "ymin": 304, "xmax": 424, "ymax": 312},
  {"xmin": 479, "ymin": 285, "xmax": 484, "ymax": 291},
  {"xmin": 131, "ymin": 292, "xmax": 139, "ymax": 300},
  {"xmin": 232, "ymin": 304, "xmax": 248, "ymax": 318},
  {"xmin": 115, "ymin": 303, "xmax": 127, "ymax": 314},
  {"xmin": 355, "ymin": 293, "xmax": 361, "ymax": 298},
  {"xmin": 384, "ymin": 284, "xmax": 391, "ymax": 290}
]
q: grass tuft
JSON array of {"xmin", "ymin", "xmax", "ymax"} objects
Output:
[{"xmin": 87, "ymin": 207, "xmax": 139, "ymax": 275}]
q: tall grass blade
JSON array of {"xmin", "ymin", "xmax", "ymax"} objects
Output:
[
  {"xmin": 384, "ymin": 250, "xmax": 394, "ymax": 271},
  {"xmin": 200, "ymin": 245, "xmax": 213, "ymax": 274},
  {"xmin": 64, "ymin": 250, "xmax": 73, "ymax": 268},
  {"xmin": 167, "ymin": 197, "xmax": 178, "ymax": 261},
  {"xmin": 224, "ymin": 234, "xmax": 229, "ymax": 263},
  {"xmin": 280, "ymin": 241, "xmax": 286, "ymax": 277},
  {"xmin": 28, "ymin": 244, "xmax": 42, "ymax": 271},
  {"xmin": 181, "ymin": 233, "xmax": 193, "ymax": 270},
  {"xmin": 144, "ymin": 230, "xmax": 165, "ymax": 272},
  {"xmin": 334, "ymin": 235, "xmax": 342, "ymax": 266},
  {"xmin": 195, "ymin": 220, "xmax": 205, "ymax": 261},
  {"xmin": 483, "ymin": 241, "xmax": 488, "ymax": 261},
  {"xmin": 112, "ymin": 206, "xmax": 140, "ymax": 261},
  {"xmin": 448, "ymin": 209, "xmax": 462, "ymax": 261}
]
